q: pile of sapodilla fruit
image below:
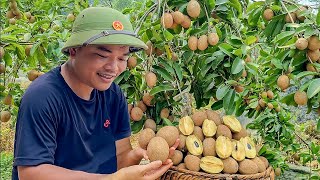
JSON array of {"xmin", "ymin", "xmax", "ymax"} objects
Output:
[
  {"xmin": 138, "ymin": 110, "xmax": 274, "ymax": 175},
  {"xmin": 160, "ymin": 0, "xmax": 219, "ymax": 51}
]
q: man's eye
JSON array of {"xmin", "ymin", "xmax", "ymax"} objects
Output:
[{"xmin": 96, "ymin": 54, "xmax": 107, "ymax": 58}]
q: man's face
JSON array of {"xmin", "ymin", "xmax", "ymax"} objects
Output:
[{"xmin": 70, "ymin": 44, "xmax": 129, "ymax": 91}]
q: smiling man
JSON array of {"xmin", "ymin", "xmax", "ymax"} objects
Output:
[{"xmin": 12, "ymin": 7, "xmax": 178, "ymax": 180}]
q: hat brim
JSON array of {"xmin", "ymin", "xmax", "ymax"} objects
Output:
[{"xmin": 62, "ymin": 30, "xmax": 148, "ymax": 55}]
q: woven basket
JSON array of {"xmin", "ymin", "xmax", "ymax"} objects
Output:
[{"xmin": 161, "ymin": 166, "xmax": 275, "ymax": 180}]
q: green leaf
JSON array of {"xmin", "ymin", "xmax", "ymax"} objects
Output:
[
  {"xmin": 162, "ymin": 118, "xmax": 173, "ymax": 126},
  {"xmin": 317, "ymin": 8, "xmax": 320, "ymax": 26},
  {"xmin": 163, "ymin": 30, "xmax": 174, "ymax": 41},
  {"xmin": 131, "ymin": 120, "xmax": 144, "ymax": 134},
  {"xmin": 228, "ymin": 0, "xmax": 242, "ymax": 18},
  {"xmin": 216, "ymin": 0, "xmax": 228, "ymax": 5},
  {"xmin": 307, "ymin": 78, "xmax": 320, "ymax": 99},
  {"xmin": 153, "ymin": 65, "xmax": 174, "ymax": 82},
  {"xmin": 211, "ymin": 100, "xmax": 223, "ymax": 110},
  {"xmin": 150, "ymin": 84, "xmax": 175, "ymax": 96},
  {"xmin": 223, "ymin": 89, "xmax": 236, "ymax": 115},
  {"xmin": 271, "ymin": 58, "xmax": 283, "ymax": 69},
  {"xmin": 245, "ymin": 36, "xmax": 257, "ymax": 45},
  {"xmin": 158, "ymin": 58, "xmax": 175, "ymax": 75},
  {"xmin": 317, "ymin": 118, "xmax": 320, "ymax": 132},
  {"xmin": 280, "ymin": 93, "xmax": 296, "ymax": 106},
  {"xmin": 216, "ymin": 84, "xmax": 230, "ymax": 100},
  {"xmin": 30, "ymin": 41, "xmax": 42, "ymax": 56},
  {"xmin": 173, "ymin": 62, "xmax": 183, "ymax": 81},
  {"xmin": 218, "ymin": 43, "xmax": 234, "ymax": 57},
  {"xmin": 273, "ymin": 31, "xmax": 295, "ymax": 45},
  {"xmin": 295, "ymin": 71, "xmax": 318, "ymax": 79},
  {"xmin": 231, "ymin": 57, "xmax": 244, "ymax": 74}
]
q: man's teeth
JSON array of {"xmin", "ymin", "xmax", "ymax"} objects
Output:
[{"xmin": 99, "ymin": 73, "xmax": 114, "ymax": 78}]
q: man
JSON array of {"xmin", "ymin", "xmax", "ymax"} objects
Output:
[{"xmin": 12, "ymin": 7, "xmax": 178, "ymax": 180}]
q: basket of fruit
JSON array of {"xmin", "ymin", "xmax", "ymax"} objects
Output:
[{"xmin": 139, "ymin": 110, "xmax": 275, "ymax": 180}]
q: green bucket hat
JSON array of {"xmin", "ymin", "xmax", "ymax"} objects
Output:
[{"xmin": 61, "ymin": 7, "xmax": 148, "ymax": 55}]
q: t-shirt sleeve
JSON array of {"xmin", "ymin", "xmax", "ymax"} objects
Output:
[
  {"xmin": 112, "ymin": 84, "xmax": 131, "ymax": 141},
  {"xmin": 13, "ymin": 87, "xmax": 59, "ymax": 167}
]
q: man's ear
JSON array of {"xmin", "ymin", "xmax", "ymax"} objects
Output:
[{"xmin": 69, "ymin": 48, "xmax": 77, "ymax": 56}]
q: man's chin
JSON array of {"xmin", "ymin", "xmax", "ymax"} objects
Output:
[{"xmin": 96, "ymin": 83, "xmax": 112, "ymax": 91}]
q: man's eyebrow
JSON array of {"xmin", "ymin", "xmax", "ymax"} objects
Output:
[{"xmin": 96, "ymin": 46, "xmax": 130, "ymax": 56}]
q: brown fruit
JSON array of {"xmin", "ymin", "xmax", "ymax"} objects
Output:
[
  {"xmin": 233, "ymin": 128, "xmax": 248, "ymax": 140},
  {"xmin": 261, "ymin": 91, "xmax": 268, "ymax": 99},
  {"xmin": 206, "ymin": 110, "xmax": 222, "ymax": 125},
  {"xmin": 203, "ymin": 138, "xmax": 216, "ymax": 157},
  {"xmin": 181, "ymin": 15, "xmax": 191, "ymax": 29},
  {"xmin": 25, "ymin": 12, "xmax": 32, "ymax": 19},
  {"xmin": 193, "ymin": 126, "xmax": 204, "ymax": 141},
  {"xmin": 222, "ymin": 115, "xmax": 242, "ymax": 133},
  {"xmin": 202, "ymin": 119, "xmax": 217, "ymax": 137},
  {"xmin": 245, "ymin": 55, "xmax": 251, "ymax": 63},
  {"xmin": 216, "ymin": 136, "xmax": 232, "ymax": 159},
  {"xmin": 171, "ymin": 150, "xmax": 183, "ymax": 165},
  {"xmin": 6, "ymin": 11, "xmax": 15, "ymax": 18},
  {"xmin": 187, "ymin": 0, "xmax": 200, "ymax": 18},
  {"xmin": 156, "ymin": 126, "xmax": 179, "ymax": 147},
  {"xmin": 67, "ymin": 13, "xmax": 75, "ymax": 22},
  {"xmin": 160, "ymin": 108, "xmax": 170, "ymax": 119},
  {"xmin": 171, "ymin": 52, "xmax": 178, "ymax": 61},
  {"xmin": 238, "ymin": 159, "xmax": 259, "ymax": 174},
  {"xmin": 147, "ymin": 137, "xmax": 169, "ymax": 163},
  {"xmin": 191, "ymin": 111, "xmax": 207, "ymax": 126},
  {"xmin": 308, "ymin": 35, "xmax": 320, "ymax": 51},
  {"xmin": 259, "ymin": 99, "xmax": 266, "ymax": 108},
  {"xmin": 128, "ymin": 104, "xmax": 133, "ymax": 114},
  {"xmin": 186, "ymin": 135, "xmax": 203, "ymax": 156},
  {"xmin": 285, "ymin": 12, "xmax": 297, "ymax": 23},
  {"xmin": 0, "ymin": 64, "xmax": 5, "ymax": 74},
  {"xmin": 252, "ymin": 157, "xmax": 266, "ymax": 172},
  {"xmin": 188, "ymin": 36, "xmax": 198, "ymax": 51},
  {"xmin": 178, "ymin": 134, "xmax": 186, "ymax": 151},
  {"xmin": 9, "ymin": 18, "xmax": 16, "ymax": 25},
  {"xmin": 9, "ymin": 1, "xmax": 18, "ymax": 9},
  {"xmin": 177, "ymin": 163, "xmax": 186, "ymax": 169},
  {"xmin": 200, "ymin": 156, "xmax": 224, "ymax": 174},
  {"xmin": 267, "ymin": 103, "xmax": 274, "ymax": 109},
  {"xmin": 29, "ymin": 16, "xmax": 36, "ymax": 23},
  {"xmin": 3, "ymin": 94, "xmax": 13, "ymax": 105},
  {"xmin": 27, "ymin": 70, "xmax": 39, "ymax": 81},
  {"xmin": 179, "ymin": 116, "xmax": 194, "ymax": 135},
  {"xmin": 127, "ymin": 56, "xmax": 137, "ymax": 69},
  {"xmin": 144, "ymin": 119, "xmax": 156, "ymax": 132},
  {"xmin": 240, "ymin": 137, "xmax": 257, "ymax": 158},
  {"xmin": 137, "ymin": 101, "xmax": 147, "ymax": 112},
  {"xmin": 15, "ymin": 12, "xmax": 22, "ymax": 19},
  {"xmin": 259, "ymin": 156, "xmax": 269, "ymax": 168},
  {"xmin": 277, "ymin": 75, "xmax": 290, "ymax": 91},
  {"xmin": 185, "ymin": 155, "xmax": 201, "ymax": 171},
  {"xmin": 130, "ymin": 107, "xmax": 143, "ymax": 121},
  {"xmin": 235, "ymin": 85, "xmax": 244, "ymax": 93},
  {"xmin": 296, "ymin": 6, "xmax": 307, "ymax": 22},
  {"xmin": 197, "ymin": 35, "xmax": 208, "ymax": 51},
  {"xmin": 172, "ymin": 11, "xmax": 184, "ymax": 24},
  {"xmin": 263, "ymin": 9, "xmax": 274, "ymax": 21},
  {"xmin": 161, "ymin": 13, "xmax": 173, "ymax": 29},
  {"xmin": 231, "ymin": 141, "xmax": 246, "ymax": 161},
  {"xmin": 170, "ymin": 21, "xmax": 178, "ymax": 29},
  {"xmin": 142, "ymin": 93, "xmax": 154, "ymax": 106},
  {"xmin": 292, "ymin": 153, "xmax": 300, "ymax": 161},
  {"xmin": 222, "ymin": 157, "xmax": 238, "ymax": 174},
  {"xmin": 208, "ymin": 33, "xmax": 219, "ymax": 46},
  {"xmin": 25, "ymin": 45, "xmax": 33, "ymax": 56},
  {"xmin": 241, "ymin": 70, "xmax": 247, "ymax": 78},
  {"xmin": 145, "ymin": 72, "xmax": 157, "ymax": 88},
  {"xmin": 295, "ymin": 38, "xmax": 308, "ymax": 50},
  {"xmin": 275, "ymin": 167, "xmax": 281, "ymax": 176},
  {"xmin": 155, "ymin": 48, "xmax": 163, "ymax": 56},
  {"xmin": 307, "ymin": 49, "xmax": 320, "ymax": 62},
  {"xmin": 267, "ymin": 90, "xmax": 274, "ymax": 99},
  {"xmin": 294, "ymin": 91, "xmax": 308, "ymax": 105},
  {"xmin": 1, "ymin": 111, "xmax": 11, "ymax": 122},
  {"xmin": 138, "ymin": 128, "xmax": 155, "ymax": 149},
  {"xmin": 215, "ymin": 124, "xmax": 232, "ymax": 139},
  {"xmin": 275, "ymin": 106, "xmax": 281, "ymax": 112},
  {"xmin": 0, "ymin": 47, "xmax": 4, "ymax": 59},
  {"xmin": 306, "ymin": 63, "xmax": 316, "ymax": 72}
]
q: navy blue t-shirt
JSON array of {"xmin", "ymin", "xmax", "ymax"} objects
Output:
[{"xmin": 12, "ymin": 66, "xmax": 131, "ymax": 179}]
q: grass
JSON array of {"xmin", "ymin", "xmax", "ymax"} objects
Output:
[{"xmin": 1, "ymin": 152, "xmax": 13, "ymax": 180}]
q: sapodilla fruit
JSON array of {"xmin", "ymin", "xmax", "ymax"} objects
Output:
[
  {"xmin": 130, "ymin": 107, "xmax": 143, "ymax": 121},
  {"xmin": 259, "ymin": 156, "xmax": 269, "ymax": 168},
  {"xmin": 171, "ymin": 150, "xmax": 183, "ymax": 165},
  {"xmin": 25, "ymin": 12, "xmax": 32, "ymax": 19},
  {"xmin": 145, "ymin": 71, "xmax": 157, "ymax": 88},
  {"xmin": 294, "ymin": 91, "xmax": 308, "ymax": 105},
  {"xmin": 308, "ymin": 35, "xmax": 320, "ymax": 51},
  {"xmin": 222, "ymin": 115, "xmax": 242, "ymax": 133},
  {"xmin": 181, "ymin": 15, "xmax": 191, "ymax": 29},
  {"xmin": 202, "ymin": 138, "xmax": 216, "ymax": 156},
  {"xmin": 188, "ymin": 36, "xmax": 198, "ymax": 51},
  {"xmin": 172, "ymin": 11, "xmax": 184, "ymax": 24},
  {"xmin": 296, "ymin": 6, "xmax": 307, "ymax": 22},
  {"xmin": 193, "ymin": 126, "xmax": 204, "ymax": 141},
  {"xmin": 128, "ymin": 104, "xmax": 133, "ymax": 114},
  {"xmin": 206, "ymin": 110, "xmax": 222, "ymax": 125},
  {"xmin": 306, "ymin": 63, "xmax": 316, "ymax": 72},
  {"xmin": 216, "ymin": 136, "xmax": 232, "ymax": 159},
  {"xmin": 200, "ymin": 156, "xmax": 224, "ymax": 174},
  {"xmin": 208, "ymin": 33, "xmax": 219, "ymax": 46},
  {"xmin": 232, "ymin": 128, "xmax": 248, "ymax": 140},
  {"xmin": 156, "ymin": 125, "xmax": 179, "ymax": 147},
  {"xmin": 29, "ymin": 16, "xmax": 36, "ymax": 23},
  {"xmin": 1, "ymin": 111, "xmax": 11, "ymax": 122},
  {"xmin": 186, "ymin": 135, "xmax": 203, "ymax": 156},
  {"xmin": 231, "ymin": 141, "xmax": 246, "ymax": 161},
  {"xmin": 27, "ymin": 70, "xmax": 39, "ymax": 81},
  {"xmin": 197, "ymin": 35, "xmax": 208, "ymax": 51},
  {"xmin": 277, "ymin": 74, "xmax": 290, "ymax": 91},
  {"xmin": 263, "ymin": 9, "xmax": 274, "ymax": 21},
  {"xmin": 161, "ymin": 13, "xmax": 173, "ymax": 29},
  {"xmin": 238, "ymin": 159, "xmax": 259, "ymax": 174},
  {"xmin": 142, "ymin": 93, "xmax": 154, "ymax": 106},
  {"xmin": 275, "ymin": 167, "xmax": 281, "ymax": 176},
  {"xmin": 137, "ymin": 101, "xmax": 147, "ymax": 112},
  {"xmin": 215, "ymin": 124, "xmax": 232, "ymax": 139},
  {"xmin": 144, "ymin": 119, "xmax": 156, "ymax": 132},
  {"xmin": 0, "ymin": 47, "xmax": 4, "ymax": 59},
  {"xmin": 295, "ymin": 38, "xmax": 308, "ymax": 50},
  {"xmin": 191, "ymin": 110, "xmax": 207, "ymax": 126},
  {"xmin": 187, "ymin": 0, "xmax": 201, "ymax": 18},
  {"xmin": 3, "ymin": 94, "xmax": 12, "ymax": 105},
  {"xmin": 185, "ymin": 155, "xmax": 201, "ymax": 171},
  {"xmin": 160, "ymin": 108, "xmax": 170, "ymax": 119},
  {"xmin": 307, "ymin": 49, "xmax": 320, "ymax": 62},
  {"xmin": 145, "ymin": 41, "xmax": 154, "ymax": 56},
  {"xmin": 222, "ymin": 157, "xmax": 239, "ymax": 174},
  {"xmin": 179, "ymin": 116, "xmax": 194, "ymax": 135},
  {"xmin": 202, "ymin": 119, "xmax": 217, "ymax": 137},
  {"xmin": 138, "ymin": 128, "xmax": 155, "ymax": 149},
  {"xmin": 25, "ymin": 45, "xmax": 33, "ymax": 56},
  {"xmin": 6, "ymin": 11, "xmax": 15, "ymax": 19},
  {"xmin": 127, "ymin": 57, "xmax": 137, "ymax": 69},
  {"xmin": 267, "ymin": 90, "xmax": 274, "ymax": 99},
  {"xmin": 67, "ymin": 13, "xmax": 75, "ymax": 22},
  {"xmin": 147, "ymin": 136, "xmax": 169, "ymax": 163},
  {"xmin": 252, "ymin": 157, "xmax": 267, "ymax": 173},
  {"xmin": 0, "ymin": 64, "xmax": 5, "ymax": 74},
  {"xmin": 240, "ymin": 137, "xmax": 257, "ymax": 158},
  {"xmin": 285, "ymin": 12, "xmax": 297, "ymax": 23},
  {"xmin": 178, "ymin": 134, "xmax": 187, "ymax": 151}
]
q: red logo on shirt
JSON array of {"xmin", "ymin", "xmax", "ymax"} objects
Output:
[{"xmin": 104, "ymin": 120, "xmax": 110, "ymax": 128}]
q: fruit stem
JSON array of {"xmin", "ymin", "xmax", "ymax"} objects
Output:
[
  {"xmin": 279, "ymin": 0, "xmax": 295, "ymax": 24},
  {"xmin": 202, "ymin": 3, "xmax": 211, "ymax": 33},
  {"xmin": 134, "ymin": 2, "xmax": 158, "ymax": 34}
]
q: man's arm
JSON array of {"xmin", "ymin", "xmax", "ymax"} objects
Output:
[{"xmin": 18, "ymin": 164, "xmax": 116, "ymax": 180}]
